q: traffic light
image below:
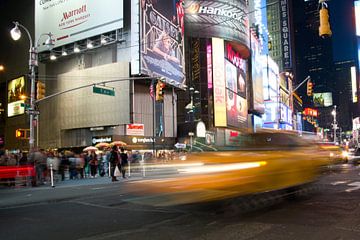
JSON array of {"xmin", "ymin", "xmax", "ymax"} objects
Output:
[
  {"xmin": 307, "ymin": 80, "xmax": 313, "ymax": 96},
  {"xmin": 156, "ymin": 80, "xmax": 165, "ymax": 101},
  {"xmin": 15, "ymin": 129, "xmax": 26, "ymax": 139},
  {"xmin": 319, "ymin": 1, "xmax": 332, "ymax": 38},
  {"xmin": 36, "ymin": 81, "xmax": 45, "ymax": 100}
]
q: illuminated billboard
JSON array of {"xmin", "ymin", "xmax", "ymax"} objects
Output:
[
  {"xmin": 251, "ymin": 34, "xmax": 264, "ymax": 114},
  {"xmin": 225, "ymin": 60, "xmax": 247, "ymax": 128},
  {"xmin": 355, "ymin": 1, "xmax": 360, "ymax": 36},
  {"xmin": 35, "ymin": 0, "xmax": 123, "ymax": 52},
  {"xmin": 212, "ymin": 38, "xmax": 227, "ymax": 127},
  {"xmin": 351, "ymin": 66, "xmax": 358, "ymax": 103},
  {"xmin": 140, "ymin": 0, "xmax": 185, "ymax": 85},
  {"xmin": 7, "ymin": 76, "xmax": 26, "ymax": 117},
  {"xmin": 313, "ymin": 92, "xmax": 333, "ymax": 107},
  {"xmin": 184, "ymin": 0, "xmax": 250, "ymax": 58}
]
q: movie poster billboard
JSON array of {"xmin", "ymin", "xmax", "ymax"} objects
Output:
[
  {"xmin": 35, "ymin": 0, "xmax": 124, "ymax": 52},
  {"xmin": 7, "ymin": 76, "xmax": 26, "ymax": 117},
  {"xmin": 140, "ymin": 0, "xmax": 185, "ymax": 85},
  {"xmin": 225, "ymin": 60, "xmax": 247, "ymax": 128}
]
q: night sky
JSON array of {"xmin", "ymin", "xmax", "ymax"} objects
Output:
[{"xmin": 331, "ymin": 0, "xmax": 356, "ymax": 62}]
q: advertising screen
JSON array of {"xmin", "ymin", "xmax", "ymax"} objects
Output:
[
  {"xmin": 212, "ymin": 38, "xmax": 227, "ymax": 127},
  {"xmin": 35, "ymin": 0, "xmax": 124, "ymax": 52},
  {"xmin": 140, "ymin": 0, "xmax": 185, "ymax": 85},
  {"xmin": 225, "ymin": 60, "xmax": 247, "ymax": 128},
  {"xmin": 313, "ymin": 92, "xmax": 333, "ymax": 107},
  {"xmin": 184, "ymin": 0, "xmax": 249, "ymax": 58},
  {"xmin": 251, "ymin": 35, "xmax": 264, "ymax": 113},
  {"xmin": 7, "ymin": 76, "xmax": 25, "ymax": 117},
  {"xmin": 351, "ymin": 66, "xmax": 358, "ymax": 103},
  {"xmin": 355, "ymin": 1, "xmax": 360, "ymax": 37}
]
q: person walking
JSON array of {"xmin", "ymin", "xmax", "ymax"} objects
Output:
[
  {"xmin": 88, "ymin": 151, "xmax": 98, "ymax": 178},
  {"xmin": 109, "ymin": 145, "xmax": 120, "ymax": 182},
  {"xmin": 120, "ymin": 148, "xmax": 129, "ymax": 179}
]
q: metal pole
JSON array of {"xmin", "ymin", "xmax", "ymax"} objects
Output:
[
  {"xmin": 333, "ymin": 105, "xmax": 337, "ymax": 144},
  {"xmin": 50, "ymin": 163, "xmax": 55, "ymax": 188},
  {"xmin": 29, "ymin": 53, "xmax": 36, "ymax": 151}
]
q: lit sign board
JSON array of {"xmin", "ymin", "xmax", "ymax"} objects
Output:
[
  {"xmin": 140, "ymin": 0, "xmax": 185, "ymax": 86},
  {"xmin": 351, "ymin": 66, "xmax": 358, "ymax": 103},
  {"xmin": 280, "ymin": 0, "xmax": 292, "ymax": 69},
  {"xmin": 251, "ymin": 36, "xmax": 265, "ymax": 113},
  {"xmin": 92, "ymin": 136, "xmax": 112, "ymax": 145},
  {"xmin": 313, "ymin": 92, "xmax": 333, "ymax": 107},
  {"xmin": 303, "ymin": 108, "xmax": 318, "ymax": 117},
  {"xmin": 126, "ymin": 124, "xmax": 144, "ymax": 136},
  {"xmin": 7, "ymin": 76, "xmax": 26, "ymax": 117},
  {"xmin": 355, "ymin": 1, "xmax": 360, "ymax": 37},
  {"xmin": 35, "ymin": 0, "xmax": 123, "ymax": 52},
  {"xmin": 184, "ymin": 0, "xmax": 250, "ymax": 58},
  {"xmin": 212, "ymin": 38, "xmax": 227, "ymax": 127}
]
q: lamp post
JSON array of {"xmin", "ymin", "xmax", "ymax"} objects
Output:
[
  {"xmin": 331, "ymin": 105, "xmax": 337, "ymax": 144},
  {"xmin": 10, "ymin": 21, "xmax": 54, "ymax": 151}
]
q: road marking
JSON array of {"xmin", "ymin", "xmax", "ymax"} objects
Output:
[
  {"xmin": 345, "ymin": 182, "xmax": 360, "ymax": 192},
  {"xmin": 331, "ymin": 181, "xmax": 350, "ymax": 186}
]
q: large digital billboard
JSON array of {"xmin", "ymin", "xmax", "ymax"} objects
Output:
[
  {"xmin": 251, "ymin": 34, "xmax": 264, "ymax": 114},
  {"xmin": 7, "ymin": 76, "xmax": 25, "ymax": 117},
  {"xmin": 140, "ymin": 0, "xmax": 185, "ymax": 85},
  {"xmin": 355, "ymin": 1, "xmax": 360, "ymax": 37},
  {"xmin": 35, "ymin": 0, "xmax": 124, "ymax": 52},
  {"xmin": 212, "ymin": 38, "xmax": 227, "ymax": 127},
  {"xmin": 225, "ymin": 60, "xmax": 247, "ymax": 128},
  {"xmin": 313, "ymin": 92, "xmax": 333, "ymax": 107},
  {"xmin": 184, "ymin": 0, "xmax": 250, "ymax": 58}
]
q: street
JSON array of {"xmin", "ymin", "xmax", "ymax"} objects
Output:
[{"xmin": 1, "ymin": 164, "xmax": 360, "ymax": 240}]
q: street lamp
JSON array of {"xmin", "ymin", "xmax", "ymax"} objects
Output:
[
  {"xmin": 10, "ymin": 21, "xmax": 54, "ymax": 151},
  {"xmin": 331, "ymin": 105, "xmax": 337, "ymax": 144}
]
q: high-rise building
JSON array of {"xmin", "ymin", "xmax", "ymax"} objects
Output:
[{"xmin": 292, "ymin": 0, "xmax": 335, "ymax": 132}]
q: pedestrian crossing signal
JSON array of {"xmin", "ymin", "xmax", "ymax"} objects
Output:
[{"xmin": 15, "ymin": 129, "xmax": 26, "ymax": 139}]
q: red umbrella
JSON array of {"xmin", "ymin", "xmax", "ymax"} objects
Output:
[
  {"xmin": 95, "ymin": 142, "xmax": 110, "ymax": 149},
  {"xmin": 110, "ymin": 141, "xmax": 127, "ymax": 147},
  {"xmin": 83, "ymin": 146, "xmax": 98, "ymax": 152}
]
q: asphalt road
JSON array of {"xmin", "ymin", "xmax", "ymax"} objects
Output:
[{"xmin": 1, "ymin": 164, "xmax": 360, "ymax": 240}]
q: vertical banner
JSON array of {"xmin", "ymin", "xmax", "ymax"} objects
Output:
[
  {"xmin": 140, "ymin": 0, "xmax": 185, "ymax": 85},
  {"xmin": 279, "ymin": 0, "xmax": 292, "ymax": 69},
  {"xmin": 212, "ymin": 38, "xmax": 227, "ymax": 127}
]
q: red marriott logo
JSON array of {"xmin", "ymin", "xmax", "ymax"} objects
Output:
[{"xmin": 62, "ymin": 5, "xmax": 87, "ymax": 22}]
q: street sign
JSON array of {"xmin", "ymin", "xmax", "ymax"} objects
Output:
[
  {"xmin": 20, "ymin": 103, "xmax": 30, "ymax": 110},
  {"xmin": 93, "ymin": 86, "xmax": 115, "ymax": 96},
  {"xmin": 175, "ymin": 143, "xmax": 186, "ymax": 149},
  {"xmin": 25, "ymin": 109, "xmax": 40, "ymax": 115}
]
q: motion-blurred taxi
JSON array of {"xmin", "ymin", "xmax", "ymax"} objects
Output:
[{"xmin": 126, "ymin": 130, "xmax": 330, "ymax": 206}]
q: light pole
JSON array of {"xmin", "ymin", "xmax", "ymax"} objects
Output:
[
  {"xmin": 332, "ymin": 105, "xmax": 337, "ymax": 144},
  {"xmin": 10, "ymin": 21, "xmax": 54, "ymax": 151}
]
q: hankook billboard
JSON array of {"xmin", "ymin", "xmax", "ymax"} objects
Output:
[
  {"xmin": 140, "ymin": 0, "xmax": 185, "ymax": 85},
  {"xmin": 184, "ymin": 0, "xmax": 250, "ymax": 59},
  {"xmin": 35, "ymin": 0, "xmax": 124, "ymax": 52}
]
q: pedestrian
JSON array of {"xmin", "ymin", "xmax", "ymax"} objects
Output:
[
  {"xmin": 88, "ymin": 151, "xmax": 98, "ymax": 178},
  {"xmin": 109, "ymin": 145, "xmax": 120, "ymax": 182},
  {"xmin": 120, "ymin": 148, "xmax": 128, "ymax": 179}
]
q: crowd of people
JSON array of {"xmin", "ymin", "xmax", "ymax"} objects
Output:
[{"xmin": 0, "ymin": 147, "xmax": 148, "ymax": 187}]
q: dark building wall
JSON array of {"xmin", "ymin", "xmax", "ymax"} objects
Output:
[
  {"xmin": 292, "ymin": 0, "xmax": 336, "ymax": 131},
  {"xmin": 0, "ymin": 0, "xmax": 34, "ymax": 149}
]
